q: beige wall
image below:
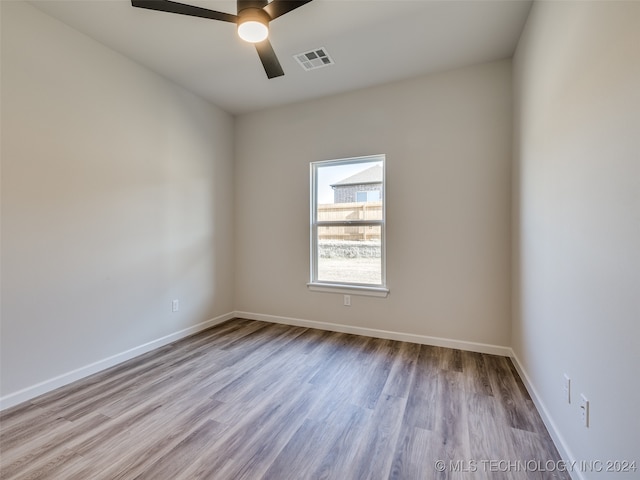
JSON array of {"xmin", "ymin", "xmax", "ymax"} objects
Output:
[
  {"xmin": 513, "ymin": 1, "xmax": 640, "ymax": 474},
  {"xmin": 1, "ymin": 2, "xmax": 235, "ymax": 398},
  {"xmin": 235, "ymin": 60, "xmax": 513, "ymax": 347}
]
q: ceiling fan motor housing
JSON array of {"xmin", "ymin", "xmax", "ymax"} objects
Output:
[
  {"xmin": 238, "ymin": 0, "xmax": 270, "ymax": 17},
  {"xmin": 238, "ymin": 7, "xmax": 271, "ymax": 25}
]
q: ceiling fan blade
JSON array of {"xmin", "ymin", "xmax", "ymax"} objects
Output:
[
  {"xmin": 255, "ymin": 40, "xmax": 284, "ymax": 79},
  {"xmin": 131, "ymin": 0, "xmax": 238, "ymax": 23},
  {"xmin": 263, "ymin": 0, "xmax": 313, "ymax": 20}
]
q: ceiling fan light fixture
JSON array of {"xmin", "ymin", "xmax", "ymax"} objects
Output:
[
  {"xmin": 238, "ymin": 21, "xmax": 268, "ymax": 43},
  {"xmin": 237, "ymin": 8, "xmax": 270, "ymax": 43}
]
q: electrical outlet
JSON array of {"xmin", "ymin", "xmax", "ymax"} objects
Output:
[
  {"xmin": 172, "ymin": 299, "xmax": 179, "ymax": 312},
  {"xmin": 343, "ymin": 295, "xmax": 351, "ymax": 306},
  {"xmin": 563, "ymin": 374, "xmax": 571, "ymax": 404},
  {"xmin": 579, "ymin": 394, "xmax": 589, "ymax": 427}
]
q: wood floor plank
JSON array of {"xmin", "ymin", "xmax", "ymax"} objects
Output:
[
  {"xmin": 509, "ymin": 428, "xmax": 569, "ymax": 480},
  {"xmin": 13, "ymin": 448, "xmax": 83, "ymax": 480},
  {"xmin": 308, "ymin": 333, "xmax": 371, "ymax": 387},
  {"xmin": 434, "ymin": 370, "xmax": 471, "ymax": 463},
  {"xmin": 348, "ymin": 393, "xmax": 408, "ymax": 480},
  {"xmin": 388, "ymin": 426, "xmax": 434, "ymax": 480},
  {"xmin": 134, "ymin": 419, "xmax": 227, "ymax": 480},
  {"xmin": 354, "ymin": 339, "xmax": 397, "ymax": 410},
  {"xmin": 466, "ymin": 391, "xmax": 518, "ymax": 480},
  {"xmin": 0, "ymin": 404, "xmax": 48, "ymax": 432},
  {"xmin": 399, "ymin": 345, "xmax": 440, "ymax": 431},
  {"xmin": 97, "ymin": 400, "xmax": 225, "ymax": 480},
  {"xmin": 0, "ymin": 412, "xmax": 71, "ymax": 456},
  {"xmin": 0, "ymin": 319, "xmax": 569, "ymax": 480},
  {"xmin": 382, "ymin": 340, "xmax": 421, "ymax": 398},
  {"xmin": 308, "ymin": 403, "xmax": 370, "ymax": 480},
  {"xmin": 439, "ymin": 346, "xmax": 464, "ymax": 373},
  {"xmin": 461, "ymin": 350, "xmax": 493, "ymax": 396},
  {"xmin": 485, "ymin": 355, "xmax": 537, "ymax": 432},
  {"xmin": 180, "ymin": 381, "xmax": 318, "ymax": 479},
  {"xmin": 1, "ymin": 413, "xmax": 109, "ymax": 479},
  {"xmin": 210, "ymin": 325, "xmax": 309, "ymax": 403}
]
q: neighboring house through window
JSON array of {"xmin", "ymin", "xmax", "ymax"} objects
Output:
[{"xmin": 330, "ymin": 164, "xmax": 383, "ymax": 203}]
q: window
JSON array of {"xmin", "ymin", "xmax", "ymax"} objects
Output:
[
  {"xmin": 309, "ymin": 155, "xmax": 388, "ymax": 296},
  {"xmin": 356, "ymin": 191, "xmax": 381, "ymax": 202}
]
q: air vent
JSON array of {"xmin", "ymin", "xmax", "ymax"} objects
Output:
[{"xmin": 294, "ymin": 47, "xmax": 334, "ymax": 71}]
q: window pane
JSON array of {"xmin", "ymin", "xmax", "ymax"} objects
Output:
[{"xmin": 317, "ymin": 225, "xmax": 382, "ymax": 285}]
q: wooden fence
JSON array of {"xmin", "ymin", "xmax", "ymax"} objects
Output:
[{"xmin": 317, "ymin": 202, "xmax": 382, "ymax": 241}]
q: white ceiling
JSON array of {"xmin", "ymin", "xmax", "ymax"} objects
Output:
[{"xmin": 30, "ymin": 0, "xmax": 532, "ymax": 115}]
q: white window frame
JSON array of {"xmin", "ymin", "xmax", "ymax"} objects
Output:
[{"xmin": 308, "ymin": 154, "xmax": 388, "ymax": 297}]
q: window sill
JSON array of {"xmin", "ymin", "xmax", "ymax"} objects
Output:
[{"xmin": 307, "ymin": 282, "xmax": 389, "ymax": 297}]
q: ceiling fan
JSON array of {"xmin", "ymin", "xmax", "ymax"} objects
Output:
[{"xmin": 131, "ymin": 0, "xmax": 314, "ymax": 79}]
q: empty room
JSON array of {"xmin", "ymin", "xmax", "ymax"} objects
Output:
[{"xmin": 1, "ymin": 0, "xmax": 638, "ymax": 479}]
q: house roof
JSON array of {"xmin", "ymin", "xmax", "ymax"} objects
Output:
[{"xmin": 331, "ymin": 165, "xmax": 383, "ymax": 187}]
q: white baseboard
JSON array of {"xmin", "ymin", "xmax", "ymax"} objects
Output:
[
  {"xmin": 509, "ymin": 352, "xmax": 584, "ymax": 480},
  {"xmin": 234, "ymin": 311, "xmax": 512, "ymax": 357},
  {"xmin": 0, "ymin": 312, "xmax": 235, "ymax": 411}
]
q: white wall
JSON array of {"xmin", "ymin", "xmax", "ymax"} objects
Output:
[
  {"xmin": 0, "ymin": 2, "xmax": 235, "ymax": 402},
  {"xmin": 235, "ymin": 60, "xmax": 513, "ymax": 348},
  {"xmin": 513, "ymin": 1, "xmax": 640, "ymax": 477}
]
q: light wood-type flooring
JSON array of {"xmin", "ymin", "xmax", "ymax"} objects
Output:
[{"xmin": 1, "ymin": 319, "xmax": 570, "ymax": 479}]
